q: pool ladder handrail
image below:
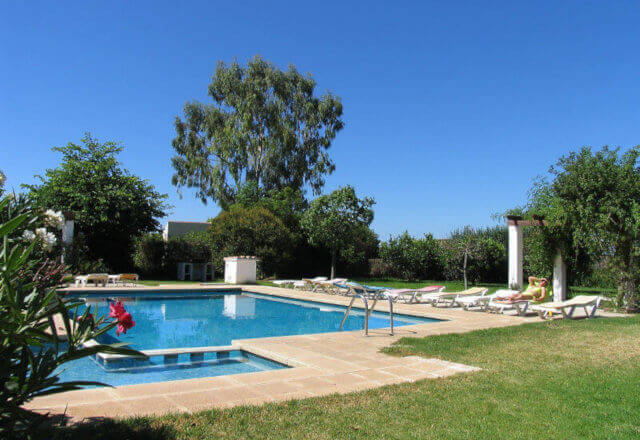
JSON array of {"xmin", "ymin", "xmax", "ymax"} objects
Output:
[{"xmin": 339, "ymin": 292, "xmax": 394, "ymax": 336}]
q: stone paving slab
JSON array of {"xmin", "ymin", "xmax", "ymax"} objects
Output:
[{"xmin": 28, "ymin": 284, "xmax": 556, "ymax": 422}]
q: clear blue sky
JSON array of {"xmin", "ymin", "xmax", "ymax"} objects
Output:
[{"xmin": 2, "ymin": 1, "xmax": 639, "ymax": 239}]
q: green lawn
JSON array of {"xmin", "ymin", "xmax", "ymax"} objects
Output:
[{"xmin": 40, "ymin": 316, "xmax": 639, "ymax": 439}]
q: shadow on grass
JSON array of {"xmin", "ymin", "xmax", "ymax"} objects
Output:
[{"xmin": 34, "ymin": 416, "xmax": 178, "ymax": 440}]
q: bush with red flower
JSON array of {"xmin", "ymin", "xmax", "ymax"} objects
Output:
[{"xmin": 108, "ymin": 301, "xmax": 136, "ymax": 336}]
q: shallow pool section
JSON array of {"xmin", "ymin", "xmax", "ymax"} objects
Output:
[
  {"xmin": 69, "ymin": 290, "xmax": 441, "ymax": 351},
  {"xmin": 55, "ymin": 347, "xmax": 287, "ymax": 387}
]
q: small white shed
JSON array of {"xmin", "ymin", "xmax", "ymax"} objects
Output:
[{"xmin": 224, "ymin": 256, "xmax": 258, "ymax": 284}]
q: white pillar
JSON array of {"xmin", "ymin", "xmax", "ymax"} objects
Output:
[
  {"xmin": 507, "ymin": 222, "xmax": 524, "ymax": 290},
  {"xmin": 553, "ymin": 251, "xmax": 567, "ymax": 301},
  {"xmin": 61, "ymin": 212, "xmax": 74, "ymax": 264},
  {"xmin": 62, "ymin": 220, "xmax": 74, "ymax": 245}
]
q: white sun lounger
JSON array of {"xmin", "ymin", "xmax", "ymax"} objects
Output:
[
  {"xmin": 486, "ymin": 298, "xmax": 532, "ymax": 316},
  {"xmin": 456, "ymin": 289, "xmax": 519, "ymax": 310},
  {"xmin": 310, "ymin": 278, "xmax": 348, "ymax": 294},
  {"xmin": 74, "ymin": 273, "xmax": 109, "ymax": 287},
  {"xmin": 422, "ymin": 287, "xmax": 488, "ymax": 306},
  {"xmin": 531, "ymin": 295, "xmax": 604, "ymax": 319},
  {"xmin": 272, "ymin": 279, "xmax": 298, "ymax": 287},
  {"xmin": 384, "ymin": 286, "xmax": 445, "ymax": 304}
]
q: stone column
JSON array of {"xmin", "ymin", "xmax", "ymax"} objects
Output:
[
  {"xmin": 507, "ymin": 216, "xmax": 524, "ymax": 290},
  {"xmin": 553, "ymin": 251, "xmax": 567, "ymax": 301}
]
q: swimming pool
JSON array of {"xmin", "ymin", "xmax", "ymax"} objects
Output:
[
  {"xmin": 54, "ymin": 344, "xmax": 287, "ymax": 387},
  {"xmin": 71, "ymin": 290, "xmax": 440, "ymax": 350},
  {"xmin": 56, "ymin": 290, "xmax": 440, "ymax": 386}
]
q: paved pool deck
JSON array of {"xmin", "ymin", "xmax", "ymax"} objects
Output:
[{"xmin": 26, "ymin": 284, "xmax": 578, "ymax": 422}]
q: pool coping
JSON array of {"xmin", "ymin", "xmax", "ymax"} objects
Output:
[{"xmin": 27, "ymin": 283, "xmax": 540, "ymax": 422}]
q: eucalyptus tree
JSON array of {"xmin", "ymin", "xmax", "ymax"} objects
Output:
[
  {"xmin": 302, "ymin": 186, "xmax": 375, "ymax": 278},
  {"xmin": 0, "ymin": 170, "xmax": 6, "ymax": 195},
  {"xmin": 171, "ymin": 55, "xmax": 344, "ymax": 208}
]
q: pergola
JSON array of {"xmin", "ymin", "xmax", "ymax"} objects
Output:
[{"xmin": 506, "ymin": 215, "xmax": 567, "ymax": 301}]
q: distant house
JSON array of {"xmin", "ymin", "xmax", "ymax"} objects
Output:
[{"xmin": 162, "ymin": 221, "xmax": 210, "ymax": 241}]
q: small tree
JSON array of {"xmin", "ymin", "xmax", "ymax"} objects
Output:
[
  {"xmin": 301, "ymin": 186, "xmax": 375, "ymax": 278},
  {"xmin": 172, "ymin": 55, "xmax": 344, "ymax": 208},
  {"xmin": 26, "ymin": 134, "xmax": 170, "ymax": 271},
  {"xmin": 379, "ymin": 232, "xmax": 444, "ymax": 280},
  {"xmin": 0, "ymin": 170, "xmax": 6, "ymax": 195},
  {"xmin": 207, "ymin": 205, "xmax": 295, "ymax": 277},
  {"xmin": 443, "ymin": 227, "xmax": 506, "ymax": 289},
  {"xmin": 528, "ymin": 146, "xmax": 640, "ymax": 310}
]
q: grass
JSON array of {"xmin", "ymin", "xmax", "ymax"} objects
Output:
[{"xmin": 39, "ymin": 316, "xmax": 639, "ymax": 439}]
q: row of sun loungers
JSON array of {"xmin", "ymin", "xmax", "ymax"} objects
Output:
[
  {"xmin": 273, "ymin": 277, "xmax": 605, "ymax": 320},
  {"xmin": 74, "ymin": 273, "xmax": 139, "ymax": 287}
]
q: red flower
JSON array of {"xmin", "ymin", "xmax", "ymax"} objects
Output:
[
  {"xmin": 109, "ymin": 301, "xmax": 136, "ymax": 336},
  {"xmin": 116, "ymin": 312, "xmax": 135, "ymax": 336},
  {"xmin": 109, "ymin": 301, "xmax": 126, "ymax": 319}
]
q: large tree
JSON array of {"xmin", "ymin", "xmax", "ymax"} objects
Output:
[
  {"xmin": 301, "ymin": 186, "xmax": 375, "ymax": 278},
  {"xmin": 171, "ymin": 55, "xmax": 344, "ymax": 208},
  {"xmin": 26, "ymin": 134, "xmax": 170, "ymax": 271},
  {"xmin": 529, "ymin": 146, "xmax": 640, "ymax": 310}
]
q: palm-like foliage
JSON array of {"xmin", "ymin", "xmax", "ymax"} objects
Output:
[{"xmin": 0, "ymin": 197, "xmax": 142, "ymax": 437}]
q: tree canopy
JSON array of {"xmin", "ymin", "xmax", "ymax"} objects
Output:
[
  {"xmin": 26, "ymin": 134, "xmax": 170, "ymax": 271},
  {"xmin": 301, "ymin": 186, "xmax": 375, "ymax": 278},
  {"xmin": 206, "ymin": 205, "xmax": 295, "ymax": 277},
  {"xmin": 171, "ymin": 55, "xmax": 344, "ymax": 208},
  {"xmin": 527, "ymin": 146, "xmax": 640, "ymax": 309}
]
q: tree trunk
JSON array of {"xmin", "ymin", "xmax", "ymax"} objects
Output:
[
  {"xmin": 618, "ymin": 271, "xmax": 639, "ymax": 312},
  {"xmin": 330, "ymin": 249, "xmax": 337, "ymax": 279},
  {"xmin": 463, "ymin": 251, "xmax": 468, "ymax": 290}
]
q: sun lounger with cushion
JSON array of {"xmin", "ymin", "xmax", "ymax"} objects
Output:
[{"xmin": 455, "ymin": 289, "xmax": 519, "ymax": 310}]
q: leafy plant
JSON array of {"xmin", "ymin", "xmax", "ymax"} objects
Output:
[
  {"xmin": 301, "ymin": 186, "xmax": 375, "ymax": 278},
  {"xmin": 25, "ymin": 133, "xmax": 170, "ymax": 271},
  {"xmin": 379, "ymin": 232, "xmax": 444, "ymax": 280},
  {"xmin": 171, "ymin": 55, "xmax": 344, "ymax": 208},
  {"xmin": 207, "ymin": 205, "xmax": 294, "ymax": 277},
  {"xmin": 132, "ymin": 233, "xmax": 166, "ymax": 277},
  {"xmin": 0, "ymin": 197, "xmax": 141, "ymax": 437},
  {"xmin": 442, "ymin": 226, "xmax": 506, "ymax": 288},
  {"xmin": 526, "ymin": 146, "xmax": 640, "ymax": 310}
]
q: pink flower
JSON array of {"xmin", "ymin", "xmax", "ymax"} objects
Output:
[
  {"xmin": 109, "ymin": 301, "xmax": 126, "ymax": 319},
  {"xmin": 116, "ymin": 312, "xmax": 135, "ymax": 336}
]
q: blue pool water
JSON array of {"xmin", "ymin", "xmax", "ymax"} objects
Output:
[
  {"xmin": 71, "ymin": 290, "xmax": 439, "ymax": 350},
  {"xmin": 54, "ymin": 346, "xmax": 286, "ymax": 387},
  {"xmin": 54, "ymin": 290, "xmax": 440, "ymax": 386}
]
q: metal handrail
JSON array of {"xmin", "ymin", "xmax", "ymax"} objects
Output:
[{"xmin": 339, "ymin": 291, "xmax": 394, "ymax": 336}]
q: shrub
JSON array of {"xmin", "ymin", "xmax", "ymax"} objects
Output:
[
  {"xmin": 132, "ymin": 233, "xmax": 165, "ymax": 277},
  {"xmin": 164, "ymin": 231, "xmax": 212, "ymax": 276},
  {"xmin": 379, "ymin": 232, "xmax": 444, "ymax": 280},
  {"xmin": 207, "ymin": 205, "xmax": 295, "ymax": 277},
  {"xmin": 0, "ymin": 197, "xmax": 141, "ymax": 437},
  {"xmin": 369, "ymin": 258, "xmax": 392, "ymax": 278}
]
